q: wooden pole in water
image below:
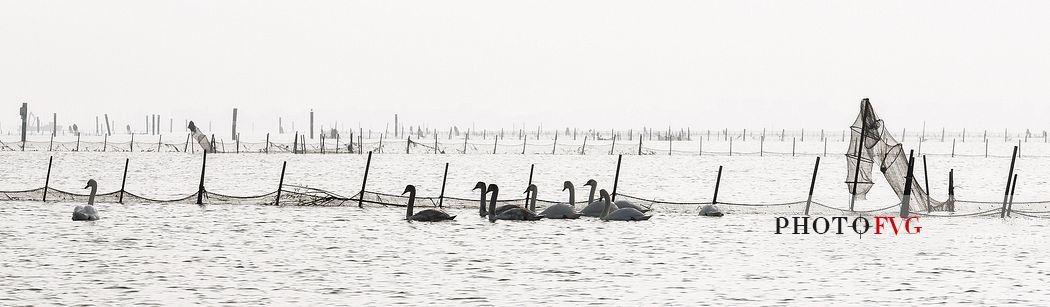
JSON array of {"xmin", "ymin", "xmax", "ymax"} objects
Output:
[
  {"xmin": 668, "ymin": 135, "xmax": 672, "ymax": 156},
  {"xmin": 358, "ymin": 151, "xmax": 373, "ymax": 208},
  {"xmin": 158, "ymin": 135, "xmax": 163, "ymax": 152},
  {"xmin": 729, "ymin": 138, "xmax": 733, "ymax": 156},
  {"xmin": 610, "ymin": 135, "xmax": 616, "ymax": 155},
  {"xmin": 462, "ymin": 134, "xmax": 468, "ymax": 154},
  {"xmin": 612, "ymin": 154, "xmax": 623, "ymax": 201},
  {"xmin": 406, "ymin": 136, "xmax": 411, "ymax": 154},
  {"xmin": 948, "ymin": 169, "xmax": 955, "ymax": 212},
  {"xmin": 1007, "ymin": 174, "xmax": 1018, "ymax": 217},
  {"xmin": 43, "ymin": 156, "xmax": 53, "ymax": 202},
  {"xmin": 236, "ymin": 134, "xmax": 240, "ymax": 154},
  {"xmin": 760, "ymin": 135, "xmax": 764, "ymax": 157},
  {"xmin": 274, "ymin": 161, "xmax": 286, "ymax": 206},
  {"xmin": 293, "ymin": 131, "xmax": 299, "ymax": 154},
  {"xmin": 525, "ymin": 164, "xmax": 535, "ymax": 205},
  {"xmin": 265, "ymin": 133, "xmax": 270, "ymax": 153},
  {"xmin": 130, "ymin": 133, "xmax": 135, "ymax": 152},
  {"xmin": 492, "ymin": 137, "xmax": 498, "ymax": 154},
  {"xmin": 804, "ymin": 157, "xmax": 820, "ymax": 215},
  {"xmin": 581, "ymin": 136, "xmax": 587, "ymax": 155},
  {"xmin": 438, "ymin": 162, "xmax": 449, "ymax": 208},
  {"xmin": 637, "ymin": 136, "xmax": 642, "ymax": 155},
  {"xmin": 850, "ymin": 100, "xmax": 870, "ymax": 212},
  {"xmin": 712, "ymin": 165, "xmax": 723, "ymax": 205},
  {"xmin": 104, "ymin": 134, "xmax": 108, "ymax": 152},
  {"xmin": 48, "ymin": 133, "xmax": 53, "ymax": 151},
  {"xmin": 75, "ymin": 134, "xmax": 80, "ymax": 151},
  {"xmin": 552, "ymin": 133, "xmax": 558, "ymax": 154},
  {"xmin": 951, "ymin": 139, "xmax": 955, "ymax": 157},
  {"xmin": 521, "ymin": 135, "xmax": 527, "ymax": 154},
  {"xmin": 119, "ymin": 158, "xmax": 129, "ymax": 203},
  {"xmin": 899, "ymin": 150, "xmax": 916, "ymax": 218},
  {"xmin": 196, "ymin": 151, "xmax": 207, "ymax": 205},
  {"xmin": 922, "ymin": 155, "xmax": 931, "ymax": 213},
  {"xmin": 1000, "ymin": 146, "xmax": 1018, "ymax": 218}
]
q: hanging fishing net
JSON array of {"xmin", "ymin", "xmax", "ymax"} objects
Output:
[{"xmin": 846, "ymin": 99, "xmax": 950, "ymax": 212}]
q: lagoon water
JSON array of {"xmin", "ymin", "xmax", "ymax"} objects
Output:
[{"xmin": 2, "ymin": 144, "xmax": 1050, "ymax": 305}]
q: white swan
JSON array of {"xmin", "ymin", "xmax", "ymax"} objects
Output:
[
  {"xmin": 475, "ymin": 181, "xmax": 520, "ymax": 217},
  {"xmin": 699, "ymin": 204, "xmax": 725, "ymax": 217},
  {"xmin": 599, "ymin": 189, "xmax": 651, "ymax": 221},
  {"xmin": 488, "ymin": 184, "xmax": 543, "ymax": 222},
  {"xmin": 403, "ymin": 185, "xmax": 455, "ymax": 222},
  {"xmin": 613, "ymin": 200, "xmax": 651, "ymax": 213},
  {"xmin": 72, "ymin": 179, "xmax": 100, "ymax": 221},
  {"xmin": 580, "ymin": 179, "xmax": 616, "ymax": 217},
  {"xmin": 539, "ymin": 181, "xmax": 581, "ymax": 219}
]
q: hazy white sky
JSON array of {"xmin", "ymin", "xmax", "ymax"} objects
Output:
[{"xmin": 1, "ymin": 0, "xmax": 1048, "ymax": 135}]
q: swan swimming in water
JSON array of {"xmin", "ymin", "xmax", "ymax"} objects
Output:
[
  {"xmin": 580, "ymin": 179, "xmax": 616, "ymax": 217},
  {"xmin": 699, "ymin": 204, "xmax": 725, "ymax": 217},
  {"xmin": 72, "ymin": 179, "xmax": 100, "ymax": 221},
  {"xmin": 539, "ymin": 182, "xmax": 581, "ymax": 219},
  {"xmin": 474, "ymin": 181, "xmax": 519, "ymax": 217},
  {"xmin": 487, "ymin": 184, "xmax": 543, "ymax": 222},
  {"xmin": 599, "ymin": 189, "xmax": 651, "ymax": 221},
  {"xmin": 403, "ymin": 185, "xmax": 455, "ymax": 222},
  {"xmin": 612, "ymin": 200, "xmax": 651, "ymax": 213}
]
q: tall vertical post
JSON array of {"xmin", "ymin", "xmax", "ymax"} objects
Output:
[
  {"xmin": 119, "ymin": 158, "xmax": 129, "ymax": 203},
  {"xmin": 43, "ymin": 156, "xmax": 53, "ymax": 202},
  {"xmin": 76, "ymin": 134, "xmax": 80, "ymax": 151},
  {"xmin": 265, "ymin": 133, "xmax": 270, "ymax": 153},
  {"xmin": 438, "ymin": 162, "xmax": 449, "ymax": 208},
  {"xmin": 712, "ymin": 165, "xmax": 723, "ymax": 204},
  {"xmin": 637, "ymin": 136, "xmax": 642, "ymax": 155},
  {"xmin": 525, "ymin": 164, "xmax": 535, "ymax": 205},
  {"xmin": 309, "ymin": 109, "xmax": 314, "ymax": 139},
  {"xmin": 951, "ymin": 139, "xmax": 956, "ymax": 157},
  {"xmin": 394, "ymin": 114, "xmax": 398, "ymax": 138},
  {"xmin": 760, "ymin": 136, "xmax": 764, "ymax": 157},
  {"xmin": 232, "ymin": 108, "xmax": 238, "ymax": 140},
  {"xmin": 611, "ymin": 154, "xmax": 623, "ymax": 201},
  {"xmin": 20, "ymin": 103, "xmax": 28, "ymax": 151},
  {"xmin": 1007, "ymin": 174, "xmax": 1018, "ymax": 217},
  {"xmin": 804, "ymin": 157, "xmax": 820, "ymax": 215},
  {"xmin": 948, "ymin": 169, "xmax": 955, "ymax": 212},
  {"xmin": 274, "ymin": 161, "xmax": 287, "ymax": 206},
  {"xmin": 899, "ymin": 150, "xmax": 916, "ymax": 218},
  {"xmin": 104, "ymin": 114, "xmax": 111, "ymax": 136},
  {"xmin": 521, "ymin": 135, "xmax": 527, "ymax": 154},
  {"xmin": 922, "ymin": 155, "xmax": 931, "ymax": 213},
  {"xmin": 196, "ymin": 151, "xmax": 207, "ymax": 205},
  {"xmin": 358, "ymin": 151, "xmax": 373, "ymax": 208},
  {"xmin": 157, "ymin": 135, "xmax": 163, "ymax": 152},
  {"xmin": 293, "ymin": 131, "xmax": 299, "ymax": 154},
  {"xmin": 849, "ymin": 99, "xmax": 870, "ymax": 211},
  {"xmin": 552, "ymin": 133, "xmax": 558, "ymax": 154},
  {"xmin": 405, "ymin": 136, "xmax": 410, "ymax": 154},
  {"xmin": 52, "ymin": 113, "xmax": 57, "ymax": 137},
  {"xmin": 1000, "ymin": 146, "xmax": 1019, "ymax": 218}
]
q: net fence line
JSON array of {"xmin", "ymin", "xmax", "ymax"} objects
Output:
[
  {"xmin": 5, "ymin": 137, "xmax": 1050, "ymax": 158},
  {"xmin": 3, "ymin": 185, "xmax": 1048, "ymax": 218}
]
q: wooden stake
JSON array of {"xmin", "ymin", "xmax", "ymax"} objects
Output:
[
  {"xmin": 1007, "ymin": 174, "xmax": 1018, "ymax": 217},
  {"xmin": 1000, "ymin": 146, "xmax": 1018, "ymax": 218},
  {"xmin": 899, "ymin": 150, "xmax": 916, "ymax": 218},
  {"xmin": 712, "ymin": 165, "xmax": 723, "ymax": 205},
  {"xmin": 119, "ymin": 158, "xmax": 129, "ymax": 203},
  {"xmin": 196, "ymin": 151, "xmax": 207, "ymax": 205},
  {"xmin": 43, "ymin": 156, "xmax": 53, "ymax": 202},
  {"xmin": 612, "ymin": 154, "xmax": 623, "ymax": 201},
  {"xmin": 438, "ymin": 162, "xmax": 449, "ymax": 208},
  {"xmin": 358, "ymin": 151, "xmax": 373, "ymax": 208},
  {"xmin": 274, "ymin": 161, "xmax": 287, "ymax": 206},
  {"xmin": 804, "ymin": 157, "xmax": 820, "ymax": 215}
]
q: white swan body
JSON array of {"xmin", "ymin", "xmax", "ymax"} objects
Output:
[
  {"xmin": 613, "ymin": 200, "xmax": 650, "ymax": 213},
  {"xmin": 540, "ymin": 181, "xmax": 580, "ymax": 219},
  {"xmin": 599, "ymin": 189, "xmax": 651, "ymax": 221},
  {"xmin": 580, "ymin": 179, "xmax": 616, "ymax": 217},
  {"xmin": 699, "ymin": 204, "xmax": 725, "ymax": 217},
  {"xmin": 73, "ymin": 179, "xmax": 100, "ymax": 221}
]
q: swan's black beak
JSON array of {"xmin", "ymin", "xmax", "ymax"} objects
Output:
[{"xmin": 83, "ymin": 184, "xmax": 90, "ymax": 189}]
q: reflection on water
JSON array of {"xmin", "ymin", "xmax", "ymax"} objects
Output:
[{"xmin": 1, "ymin": 202, "xmax": 1048, "ymax": 305}]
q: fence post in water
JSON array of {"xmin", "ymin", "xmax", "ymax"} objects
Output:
[
  {"xmin": 130, "ymin": 133, "xmax": 135, "ymax": 152},
  {"xmin": 610, "ymin": 136, "xmax": 616, "ymax": 155},
  {"xmin": 183, "ymin": 133, "xmax": 189, "ymax": 153},
  {"xmin": 636, "ymin": 136, "xmax": 641, "ymax": 155},
  {"xmin": 358, "ymin": 151, "xmax": 373, "ymax": 208},
  {"xmin": 729, "ymin": 138, "xmax": 733, "ymax": 156},
  {"xmin": 76, "ymin": 134, "xmax": 80, "ymax": 151},
  {"xmin": 196, "ymin": 151, "xmax": 207, "ymax": 205},
  {"xmin": 265, "ymin": 133, "xmax": 270, "ymax": 153},
  {"xmin": 699, "ymin": 137, "xmax": 703, "ymax": 156},
  {"xmin": 521, "ymin": 135, "xmax": 527, "ymax": 154},
  {"xmin": 760, "ymin": 135, "xmax": 764, "ymax": 157},
  {"xmin": 525, "ymin": 164, "xmax": 535, "ymax": 205},
  {"xmin": 668, "ymin": 135, "xmax": 672, "ymax": 156},
  {"xmin": 582, "ymin": 136, "xmax": 587, "ymax": 155},
  {"xmin": 274, "ymin": 161, "xmax": 287, "ymax": 206},
  {"xmin": 948, "ymin": 169, "xmax": 955, "ymax": 212},
  {"xmin": 438, "ymin": 162, "xmax": 449, "ymax": 208},
  {"xmin": 492, "ymin": 137, "xmax": 498, "ymax": 154},
  {"xmin": 1000, "ymin": 146, "xmax": 1018, "ymax": 218},
  {"xmin": 804, "ymin": 157, "xmax": 820, "ymax": 215},
  {"xmin": 406, "ymin": 136, "xmax": 411, "ymax": 154},
  {"xmin": 611, "ymin": 154, "xmax": 622, "ymax": 201},
  {"xmin": 119, "ymin": 158, "xmax": 129, "ymax": 203},
  {"xmin": 552, "ymin": 134, "xmax": 558, "ymax": 154},
  {"xmin": 462, "ymin": 134, "xmax": 468, "ymax": 154},
  {"xmin": 293, "ymin": 131, "xmax": 299, "ymax": 154},
  {"xmin": 158, "ymin": 135, "xmax": 163, "ymax": 152},
  {"xmin": 899, "ymin": 150, "xmax": 916, "ymax": 218},
  {"xmin": 951, "ymin": 139, "xmax": 956, "ymax": 157},
  {"xmin": 712, "ymin": 165, "xmax": 723, "ymax": 205},
  {"xmin": 1007, "ymin": 174, "xmax": 1018, "ymax": 217},
  {"xmin": 43, "ymin": 156, "xmax": 53, "ymax": 202},
  {"xmin": 49, "ymin": 134, "xmax": 53, "ymax": 151},
  {"xmin": 922, "ymin": 155, "xmax": 931, "ymax": 213},
  {"xmin": 236, "ymin": 134, "xmax": 240, "ymax": 154},
  {"xmin": 103, "ymin": 134, "xmax": 108, "ymax": 152}
]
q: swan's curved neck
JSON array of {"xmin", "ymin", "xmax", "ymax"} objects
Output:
[
  {"xmin": 478, "ymin": 187, "xmax": 487, "ymax": 216},
  {"xmin": 588, "ymin": 185, "xmax": 596, "ymax": 203},
  {"xmin": 405, "ymin": 191, "xmax": 415, "ymax": 219},
  {"xmin": 566, "ymin": 185, "xmax": 575, "ymax": 206},
  {"xmin": 88, "ymin": 184, "xmax": 97, "ymax": 206},
  {"xmin": 529, "ymin": 189, "xmax": 537, "ymax": 211},
  {"xmin": 600, "ymin": 197, "xmax": 611, "ymax": 220},
  {"xmin": 487, "ymin": 188, "xmax": 499, "ymax": 222}
]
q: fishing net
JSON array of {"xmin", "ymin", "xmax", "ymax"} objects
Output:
[{"xmin": 846, "ymin": 99, "xmax": 949, "ymax": 212}]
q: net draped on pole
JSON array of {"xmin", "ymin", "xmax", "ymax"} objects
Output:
[{"xmin": 845, "ymin": 99, "xmax": 948, "ymax": 212}]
